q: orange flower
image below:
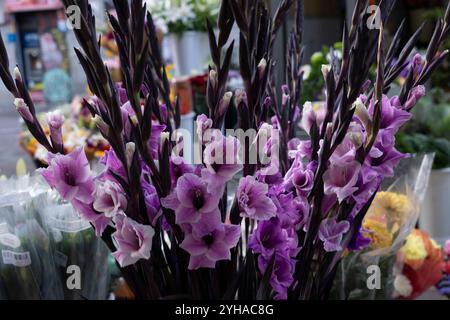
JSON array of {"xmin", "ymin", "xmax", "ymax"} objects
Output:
[{"xmin": 398, "ymin": 229, "xmax": 445, "ymax": 299}]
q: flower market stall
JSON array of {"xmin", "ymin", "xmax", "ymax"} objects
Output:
[{"xmin": 0, "ymin": 0, "xmax": 449, "ymax": 304}]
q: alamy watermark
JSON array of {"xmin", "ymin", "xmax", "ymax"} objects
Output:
[
  {"xmin": 66, "ymin": 5, "xmax": 81, "ymax": 30},
  {"xmin": 366, "ymin": 5, "xmax": 382, "ymax": 30}
]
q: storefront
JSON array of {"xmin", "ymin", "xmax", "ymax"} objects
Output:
[{"xmin": 5, "ymin": 0, "xmax": 72, "ymax": 105}]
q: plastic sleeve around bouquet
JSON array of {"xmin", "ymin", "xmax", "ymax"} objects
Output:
[
  {"xmin": 332, "ymin": 153, "xmax": 435, "ymax": 300},
  {"xmin": 38, "ymin": 191, "xmax": 111, "ymax": 300},
  {"xmin": 0, "ymin": 176, "xmax": 63, "ymax": 300}
]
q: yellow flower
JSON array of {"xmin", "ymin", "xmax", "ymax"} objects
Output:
[
  {"xmin": 365, "ymin": 191, "xmax": 413, "ymax": 235},
  {"xmin": 400, "ymin": 230, "xmax": 428, "ymax": 262},
  {"xmin": 363, "ymin": 216, "xmax": 393, "ymax": 249}
]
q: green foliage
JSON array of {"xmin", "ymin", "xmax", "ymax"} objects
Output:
[
  {"xmin": 396, "ymin": 88, "xmax": 450, "ymax": 169},
  {"xmin": 301, "ymin": 42, "xmax": 342, "ymax": 104}
]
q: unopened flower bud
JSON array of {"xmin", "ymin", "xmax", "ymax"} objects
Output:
[
  {"xmin": 218, "ymin": 91, "xmax": 233, "ymax": 117},
  {"xmin": 257, "ymin": 58, "xmax": 267, "ymax": 80},
  {"xmin": 405, "ymin": 85, "xmax": 426, "ymax": 110},
  {"xmin": 321, "ymin": 64, "xmax": 331, "ymax": 79},
  {"xmin": 300, "ymin": 101, "xmax": 316, "ymax": 135},
  {"xmin": 325, "ymin": 123, "xmax": 334, "ymax": 140},
  {"xmin": 263, "ymin": 96, "xmax": 272, "ymax": 108},
  {"xmin": 47, "ymin": 110, "xmax": 65, "ymax": 146},
  {"xmin": 256, "ymin": 122, "xmax": 273, "ymax": 145},
  {"xmin": 353, "ymin": 98, "xmax": 371, "ymax": 131},
  {"xmin": 93, "ymin": 115, "xmax": 109, "ymax": 136},
  {"xmin": 130, "ymin": 115, "xmax": 139, "ymax": 127},
  {"xmin": 234, "ymin": 89, "xmax": 248, "ymax": 107},
  {"xmin": 125, "ymin": 142, "xmax": 135, "ymax": 167},
  {"xmin": 361, "ymin": 80, "xmax": 371, "ymax": 93},
  {"xmin": 160, "ymin": 132, "xmax": 170, "ymax": 147},
  {"xmin": 281, "ymin": 85, "xmax": 290, "ymax": 106},
  {"xmin": 14, "ymin": 98, "xmax": 33, "ymax": 122},
  {"xmin": 14, "ymin": 66, "xmax": 22, "ymax": 82},
  {"xmin": 411, "ymin": 53, "xmax": 424, "ymax": 75},
  {"xmin": 209, "ymin": 69, "xmax": 218, "ymax": 89},
  {"xmin": 347, "ymin": 132, "xmax": 363, "ymax": 148}
]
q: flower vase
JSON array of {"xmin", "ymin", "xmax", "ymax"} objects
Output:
[
  {"xmin": 169, "ymin": 31, "xmax": 210, "ymax": 76},
  {"xmin": 420, "ymin": 168, "xmax": 450, "ymax": 238}
]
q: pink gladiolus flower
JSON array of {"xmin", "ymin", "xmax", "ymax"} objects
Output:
[
  {"xmin": 71, "ymin": 199, "xmax": 110, "ymax": 236},
  {"xmin": 40, "ymin": 147, "xmax": 95, "ymax": 204},
  {"xmin": 112, "ymin": 214, "xmax": 155, "ymax": 267},
  {"xmin": 93, "ymin": 180, "xmax": 127, "ymax": 218},
  {"xmin": 202, "ymin": 134, "xmax": 242, "ymax": 194},
  {"xmin": 161, "ymin": 173, "xmax": 222, "ymax": 236}
]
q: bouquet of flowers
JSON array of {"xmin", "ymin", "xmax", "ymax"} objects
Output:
[
  {"xmin": 0, "ymin": 175, "xmax": 112, "ymax": 300},
  {"xmin": 146, "ymin": 0, "xmax": 220, "ymax": 34},
  {"xmin": 331, "ymin": 154, "xmax": 434, "ymax": 299},
  {"xmin": 0, "ymin": 0, "xmax": 449, "ymax": 300},
  {"xmin": 437, "ymin": 240, "xmax": 450, "ymax": 298},
  {"xmin": 393, "ymin": 229, "xmax": 445, "ymax": 299},
  {"xmin": 0, "ymin": 176, "xmax": 62, "ymax": 299},
  {"xmin": 39, "ymin": 191, "xmax": 112, "ymax": 300}
]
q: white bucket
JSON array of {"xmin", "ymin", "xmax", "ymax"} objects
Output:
[
  {"xmin": 420, "ymin": 168, "xmax": 450, "ymax": 238},
  {"xmin": 169, "ymin": 31, "xmax": 210, "ymax": 77}
]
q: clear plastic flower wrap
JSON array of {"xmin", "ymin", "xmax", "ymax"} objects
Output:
[
  {"xmin": 38, "ymin": 191, "xmax": 111, "ymax": 300},
  {"xmin": 331, "ymin": 153, "xmax": 435, "ymax": 300},
  {"xmin": 0, "ymin": 175, "xmax": 63, "ymax": 300}
]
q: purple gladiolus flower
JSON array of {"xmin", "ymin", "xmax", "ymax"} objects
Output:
[
  {"xmin": 112, "ymin": 214, "xmax": 155, "ymax": 267},
  {"xmin": 258, "ymin": 253, "xmax": 295, "ymax": 300},
  {"xmin": 366, "ymin": 130, "xmax": 406, "ymax": 178},
  {"xmin": 255, "ymin": 166, "xmax": 284, "ymax": 185},
  {"xmin": 40, "ymin": 147, "xmax": 95, "ymax": 204},
  {"xmin": 71, "ymin": 199, "xmax": 110, "ymax": 236},
  {"xmin": 330, "ymin": 134, "xmax": 360, "ymax": 165},
  {"xmin": 348, "ymin": 225, "xmax": 371, "ymax": 251},
  {"xmin": 369, "ymin": 95, "xmax": 411, "ymax": 134},
  {"xmin": 161, "ymin": 173, "xmax": 222, "ymax": 236},
  {"xmin": 318, "ymin": 218, "xmax": 350, "ymax": 252},
  {"xmin": 237, "ymin": 176, "xmax": 277, "ymax": 221},
  {"xmin": 93, "ymin": 180, "xmax": 127, "ymax": 218},
  {"xmin": 170, "ymin": 156, "xmax": 196, "ymax": 187},
  {"xmin": 291, "ymin": 168, "xmax": 314, "ymax": 197},
  {"xmin": 249, "ymin": 218, "xmax": 290, "ymax": 257},
  {"xmin": 100, "ymin": 149, "xmax": 127, "ymax": 181},
  {"xmin": 352, "ymin": 166, "xmax": 381, "ymax": 205},
  {"xmin": 323, "ymin": 161, "xmax": 361, "ymax": 203},
  {"xmin": 142, "ymin": 178, "xmax": 161, "ymax": 226},
  {"xmin": 202, "ymin": 135, "xmax": 242, "ymax": 194},
  {"xmin": 180, "ymin": 224, "xmax": 241, "ymax": 270},
  {"xmin": 300, "ymin": 102, "xmax": 326, "ymax": 135}
]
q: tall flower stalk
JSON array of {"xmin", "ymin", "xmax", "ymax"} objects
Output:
[{"xmin": 0, "ymin": 0, "xmax": 449, "ymax": 300}]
